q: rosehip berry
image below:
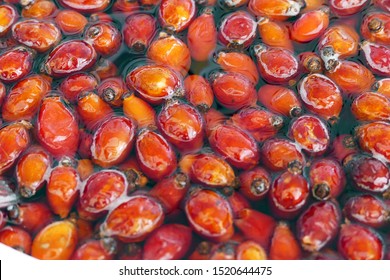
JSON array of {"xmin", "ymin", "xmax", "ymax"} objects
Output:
[
  {"xmin": 238, "ymin": 167, "xmax": 271, "ymax": 201},
  {"xmin": 112, "ymin": 0, "xmax": 139, "ymax": 13},
  {"xmin": 329, "ymin": 0, "xmax": 369, "ymax": 16},
  {"xmin": 2, "ymin": 74, "xmax": 51, "ymax": 122},
  {"xmin": 257, "ymin": 17, "xmax": 293, "ymax": 51},
  {"xmin": 309, "ymin": 158, "xmax": 346, "ymax": 201},
  {"xmin": 72, "ymin": 238, "xmax": 116, "ymax": 260},
  {"xmin": 338, "ymin": 224, "xmax": 384, "ymax": 260},
  {"xmin": 209, "ymin": 242, "xmax": 236, "ymax": 260},
  {"xmin": 0, "ymin": 226, "xmax": 32, "ymax": 254},
  {"xmin": 249, "ymin": 0, "xmax": 302, "ymax": 20},
  {"xmin": 361, "ymin": 41, "xmax": 390, "ymax": 77},
  {"xmin": 58, "ymin": 0, "xmax": 110, "ymax": 13},
  {"xmin": 344, "ymin": 194, "xmax": 389, "ymax": 228},
  {"xmin": 122, "ymin": 93, "xmax": 156, "ymax": 129},
  {"xmin": 183, "ymin": 75, "xmax": 214, "ymax": 111},
  {"xmin": 179, "ymin": 153, "xmax": 236, "ymax": 188},
  {"xmin": 32, "ymin": 220, "xmax": 78, "ymax": 260},
  {"xmin": 297, "ymin": 201, "xmax": 341, "ymax": 252},
  {"xmin": 0, "ymin": 4, "xmax": 17, "ymax": 37},
  {"xmin": 123, "ymin": 13, "xmax": 156, "ymax": 52},
  {"xmin": 158, "ymin": 0, "xmax": 196, "ymax": 32},
  {"xmin": 12, "ymin": 20, "xmax": 61, "ymax": 53},
  {"xmin": 351, "ymin": 91, "xmax": 390, "ymax": 122},
  {"xmin": 235, "ymin": 208, "xmax": 276, "ymax": 248},
  {"xmin": 231, "ymin": 106, "xmax": 283, "ymax": 142},
  {"xmin": 100, "ymin": 194, "xmax": 164, "ymax": 242},
  {"xmin": 135, "ymin": 129, "xmax": 177, "ymax": 181},
  {"xmin": 208, "ymin": 124, "xmax": 260, "ymax": 170},
  {"xmin": 126, "ymin": 64, "xmax": 183, "ymax": 105},
  {"xmin": 0, "ymin": 46, "xmax": 34, "ymax": 83},
  {"xmin": 355, "ymin": 122, "xmax": 390, "ymax": 162},
  {"xmin": 361, "ymin": 12, "xmax": 390, "ymax": 46},
  {"xmin": 236, "ymin": 240, "xmax": 267, "ymax": 260},
  {"xmin": 270, "ymin": 171, "xmax": 310, "ymax": 219},
  {"xmin": 143, "ymin": 224, "xmax": 192, "ymax": 260},
  {"xmin": 218, "ymin": 11, "xmax": 256, "ymax": 49},
  {"xmin": 85, "ymin": 22, "xmax": 121, "ymax": 57},
  {"xmin": 21, "ymin": 0, "xmax": 57, "ymax": 19},
  {"xmin": 298, "ymin": 52, "xmax": 323, "ymax": 74},
  {"xmin": 59, "ymin": 73, "xmax": 98, "ymax": 103},
  {"xmin": 330, "ymin": 134, "xmax": 358, "ymax": 164},
  {"xmin": 289, "ymin": 115, "xmax": 330, "ymax": 156},
  {"xmin": 55, "ymin": 9, "xmax": 88, "ymax": 35},
  {"xmin": 254, "ymin": 44, "xmax": 299, "ymax": 84},
  {"xmin": 257, "ymin": 84, "xmax": 303, "ymax": 118},
  {"xmin": 261, "ymin": 138, "xmax": 305, "ymax": 173},
  {"xmin": 185, "ymin": 188, "xmax": 234, "ymax": 242},
  {"xmin": 187, "ymin": 8, "xmax": 217, "ymax": 61},
  {"xmin": 374, "ymin": 78, "xmax": 390, "ymax": 97},
  {"xmin": 269, "ymin": 222, "xmax": 302, "ymax": 260}
]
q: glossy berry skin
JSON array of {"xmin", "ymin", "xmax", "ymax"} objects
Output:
[
  {"xmin": 248, "ymin": 0, "xmax": 302, "ymax": 21},
  {"xmin": 269, "ymin": 222, "xmax": 301, "ymax": 260},
  {"xmin": 290, "ymin": 8, "xmax": 329, "ymax": 43},
  {"xmin": 37, "ymin": 96, "xmax": 79, "ymax": 157},
  {"xmin": 309, "ymin": 158, "xmax": 346, "ymax": 200},
  {"xmin": 0, "ymin": 4, "xmax": 17, "ymax": 37},
  {"xmin": 344, "ymin": 194, "xmax": 389, "ymax": 229},
  {"xmin": 32, "ymin": 220, "xmax": 78, "ymax": 260},
  {"xmin": 289, "ymin": 115, "xmax": 330, "ymax": 156},
  {"xmin": 329, "ymin": 0, "xmax": 369, "ymax": 16},
  {"xmin": 157, "ymin": 100, "xmax": 204, "ymax": 153},
  {"xmin": 236, "ymin": 240, "xmax": 267, "ymax": 260},
  {"xmin": 254, "ymin": 44, "xmax": 299, "ymax": 84},
  {"xmin": 143, "ymin": 224, "xmax": 192, "ymax": 260},
  {"xmin": 55, "ymin": 9, "xmax": 88, "ymax": 35},
  {"xmin": 101, "ymin": 195, "xmax": 165, "ymax": 243},
  {"xmin": 12, "ymin": 20, "xmax": 61, "ymax": 53},
  {"xmin": 183, "ymin": 75, "xmax": 214, "ymax": 111},
  {"xmin": 21, "ymin": 0, "xmax": 57, "ymax": 19},
  {"xmin": 226, "ymin": 191, "xmax": 251, "ymax": 218},
  {"xmin": 338, "ymin": 224, "xmax": 384, "ymax": 260},
  {"xmin": 270, "ymin": 171, "xmax": 310, "ymax": 219},
  {"xmin": 298, "ymin": 52, "xmax": 323, "ymax": 74},
  {"xmin": 77, "ymin": 92, "xmax": 114, "ymax": 130},
  {"xmin": 330, "ymin": 134, "xmax": 358, "ymax": 164},
  {"xmin": 238, "ymin": 167, "xmax": 271, "ymax": 201},
  {"xmin": 97, "ymin": 77, "xmax": 127, "ymax": 107},
  {"xmin": 0, "ymin": 226, "xmax": 32, "ymax": 254},
  {"xmin": 85, "ymin": 22, "xmax": 121, "ymax": 57},
  {"xmin": 179, "ymin": 153, "xmax": 236, "ymax": 188},
  {"xmin": 59, "ymin": 73, "xmax": 98, "ymax": 103},
  {"xmin": 351, "ymin": 92, "xmax": 390, "ymax": 122},
  {"xmin": 58, "ymin": 0, "xmax": 110, "ymax": 13},
  {"xmin": 44, "ymin": 40, "xmax": 97, "ymax": 78},
  {"xmin": 361, "ymin": 41, "xmax": 390, "ymax": 77},
  {"xmin": 185, "ymin": 188, "xmax": 234, "ymax": 242},
  {"xmin": 215, "ymin": 51, "xmax": 259, "ymax": 85},
  {"xmin": 218, "ymin": 11, "xmax": 256, "ymax": 48},
  {"xmin": 0, "ymin": 47, "xmax": 33, "ymax": 83},
  {"xmin": 235, "ymin": 208, "xmax": 276, "ymax": 248},
  {"xmin": 16, "ymin": 146, "xmax": 51, "ymax": 198},
  {"xmin": 135, "ymin": 129, "xmax": 177, "ymax": 181},
  {"xmin": 318, "ymin": 24, "xmax": 359, "ymax": 59},
  {"xmin": 47, "ymin": 164, "xmax": 79, "ymax": 219},
  {"xmin": 325, "ymin": 60, "xmax": 375, "ymax": 95},
  {"xmin": 211, "ymin": 72, "xmax": 257, "ymax": 111},
  {"xmin": 2, "ymin": 74, "xmax": 51, "ymax": 122},
  {"xmin": 297, "ymin": 201, "xmax": 341, "ymax": 252},
  {"xmin": 0, "ymin": 121, "xmax": 31, "ymax": 175},
  {"xmin": 148, "ymin": 34, "xmax": 191, "ymax": 76},
  {"xmin": 72, "ymin": 239, "xmax": 115, "ymax": 260},
  {"xmin": 298, "ymin": 73, "xmax": 342, "ymax": 121},
  {"xmin": 123, "ymin": 13, "xmax": 156, "ymax": 52},
  {"xmin": 257, "ymin": 84, "xmax": 302, "ymax": 118},
  {"xmin": 122, "ymin": 93, "xmax": 156, "ymax": 129},
  {"xmin": 78, "ymin": 170, "xmax": 127, "ymax": 220},
  {"xmin": 149, "ymin": 173, "xmax": 190, "ymax": 213},
  {"xmin": 158, "ymin": 0, "xmax": 196, "ymax": 32},
  {"xmin": 187, "ymin": 9, "xmax": 217, "ymax": 61},
  {"xmin": 257, "ymin": 17, "xmax": 293, "ymax": 51},
  {"xmin": 126, "ymin": 64, "xmax": 183, "ymax": 105},
  {"xmin": 208, "ymin": 124, "xmax": 260, "ymax": 170},
  {"xmin": 112, "ymin": 0, "xmax": 139, "ymax": 13},
  {"xmin": 7, "ymin": 202, "xmax": 53, "ymax": 234},
  {"xmin": 355, "ymin": 122, "xmax": 390, "ymax": 163},
  {"xmin": 231, "ymin": 106, "xmax": 283, "ymax": 142},
  {"xmin": 91, "ymin": 116, "xmax": 135, "ymax": 168},
  {"xmin": 261, "ymin": 138, "xmax": 305, "ymax": 173},
  {"xmin": 0, "ymin": 82, "xmax": 5, "ymax": 107},
  {"xmin": 374, "ymin": 78, "xmax": 390, "ymax": 98},
  {"xmin": 349, "ymin": 156, "xmax": 390, "ymax": 193},
  {"xmin": 360, "ymin": 12, "xmax": 390, "ymax": 46}
]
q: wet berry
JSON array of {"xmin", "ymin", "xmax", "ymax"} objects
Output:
[
  {"xmin": 55, "ymin": 10, "xmax": 88, "ymax": 35},
  {"xmin": 351, "ymin": 92, "xmax": 390, "ymax": 122},
  {"xmin": 158, "ymin": 0, "xmax": 196, "ymax": 32},
  {"xmin": 257, "ymin": 17, "xmax": 293, "ymax": 51},
  {"xmin": 361, "ymin": 12, "xmax": 390, "ymax": 46},
  {"xmin": 21, "ymin": 0, "xmax": 57, "ymax": 19},
  {"xmin": 122, "ymin": 93, "xmax": 156, "ymax": 129},
  {"xmin": 269, "ymin": 222, "xmax": 301, "ymax": 260},
  {"xmin": 123, "ymin": 13, "xmax": 156, "ymax": 52},
  {"xmin": 143, "ymin": 224, "xmax": 192, "ymax": 260},
  {"xmin": 236, "ymin": 240, "xmax": 267, "ymax": 260},
  {"xmin": 185, "ymin": 188, "xmax": 234, "ymax": 242},
  {"xmin": 338, "ymin": 224, "xmax": 384, "ymax": 260},
  {"xmin": 238, "ymin": 167, "xmax": 271, "ymax": 201},
  {"xmin": 183, "ymin": 75, "xmax": 214, "ymax": 111},
  {"xmin": 0, "ymin": 47, "xmax": 34, "ymax": 83},
  {"xmin": 248, "ymin": 0, "xmax": 302, "ymax": 21},
  {"xmin": 329, "ymin": 0, "xmax": 369, "ymax": 16},
  {"xmin": 0, "ymin": 226, "xmax": 32, "ymax": 254},
  {"xmin": 72, "ymin": 239, "xmax": 116, "ymax": 260},
  {"xmin": 361, "ymin": 41, "xmax": 390, "ymax": 77},
  {"xmin": 58, "ymin": 0, "xmax": 110, "ymax": 13},
  {"xmin": 0, "ymin": 4, "xmax": 17, "ymax": 37},
  {"xmin": 297, "ymin": 201, "xmax": 341, "ymax": 252}
]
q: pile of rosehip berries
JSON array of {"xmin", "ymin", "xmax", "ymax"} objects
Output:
[{"xmin": 0, "ymin": 0, "xmax": 389, "ymax": 260}]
